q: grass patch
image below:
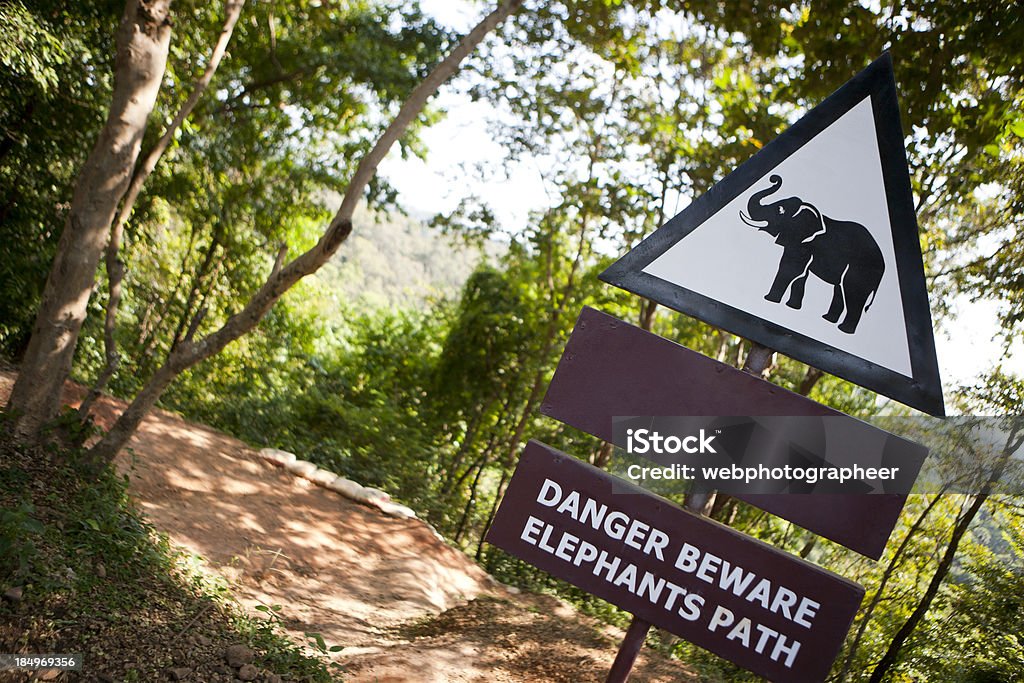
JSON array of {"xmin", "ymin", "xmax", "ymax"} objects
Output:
[{"xmin": 0, "ymin": 418, "xmax": 342, "ymax": 682}]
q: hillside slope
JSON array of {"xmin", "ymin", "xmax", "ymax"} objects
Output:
[{"xmin": 0, "ymin": 372, "xmax": 698, "ymax": 682}]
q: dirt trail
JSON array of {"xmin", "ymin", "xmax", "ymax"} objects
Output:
[{"xmin": 1, "ymin": 372, "xmax": 697, "ymax": 682}]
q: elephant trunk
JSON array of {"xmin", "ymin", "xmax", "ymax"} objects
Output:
[{"xmin": 740, "ymin": 174, "xmax": 783, "ymax": 229}]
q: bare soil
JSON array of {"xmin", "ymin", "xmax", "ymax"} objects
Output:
[{"xmin": 0, "ymin": 372, "xmax": 698, "ymax": 682}]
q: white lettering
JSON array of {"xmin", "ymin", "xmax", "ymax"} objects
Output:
[
  {"xmin": 604, "ymin": 511, "xmax": 629, "ymax": 540},
  {"xmin": 642, "ymin": 528, "xmax": 669, "ymax": 561},
  {"xmin": 537, "ymin": 479, "xmax": 561, "ymax": 506},
  {"xmin": 695, "ymin": 551, "xmax": 722, "ymax": 583},
  {"xmin": 612, "ymin": 564, "xmax": 638, "ymax": 593},
  {"xmin": 623, "ymin": 519, "xmax": 649, "ymax": 551},
  {"xmin": 794, "ymin": 598, "xmax": 820, "ymax": 628},
  {"xmin": 573, "ymin": 540, "xmax": 599, "ymax": 566},
  {"xmin": 594, "ymin": 551, "xmax": 620, "ymax": 581},
  {"xmin": 520, "ymin": 516, "xmax": 544, "ymax": 544},
  {"xmin": 708, "ymin": 605, "xmax": 734, "ymax": 633},
  {"xmin": 754, "ymin": 623, "xmax": 777, "ymax": 654},
  {"xmin": 719, "ymin": 560, "xmax": 756, "ymax": 596},
  {"xmin": 726, "ymin": 617, "xmax": 752, "ymax": 648},
  {"xmin": 555, "ymin": 491, "xmax": 580, "ymax": 518},
  {"xmin": 554, "ymin": 531, "xmax": 579, "ymax": 562},
  {"xmin": 770, "ymin": 586, "xmax": 798, "ymax": 620},
  {"xmin": 674, "ymin": 543, "xmax": 701, "ymax": 572},
  {"xmin": 637, "ymin": 573, "xmax": 666, "ymax": 603},
  {"xmin": 746, "ymin": 578, "xmax": 772, "ymax": 609},
  {"xmin": 771, "ymin": 634, "xmax": 801, "ymax": 668},
  {"xmin": 680, "ymin": 593, "xmax": 705, "ymax": 621}
]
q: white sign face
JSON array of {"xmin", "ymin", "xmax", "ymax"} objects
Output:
[
  {"xmin": 643, "ymin": 97, "xmax": 912, "ymax": 377},
  {"xmin": 600, "ymin": 54, "xmax": 944, "ymax": 416}
]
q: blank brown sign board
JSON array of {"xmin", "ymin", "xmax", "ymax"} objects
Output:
[
  {"xmin": 487, "ymin": 441, "xmax": 865, "ymax": 682},
  {"xmin": 541, "ymin": 306, "xmax": 926, "ymax": 559}
]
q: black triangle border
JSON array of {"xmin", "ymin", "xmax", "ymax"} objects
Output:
[{"xmin": 600, "ymin": 53, "xmax": 945, "ymax": 416}]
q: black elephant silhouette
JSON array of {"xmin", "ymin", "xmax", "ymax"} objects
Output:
[{"xmin": 739, "ymin": 174, "xmax": 885, "ymax": 334}]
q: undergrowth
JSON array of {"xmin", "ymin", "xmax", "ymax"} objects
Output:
[{"xmin": 0, "ymin": 412, "xmax": 342, "ymax": 681}]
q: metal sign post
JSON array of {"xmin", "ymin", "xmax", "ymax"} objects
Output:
[{"xmin": 605, "ymin": 616, "xmax": 651, "ymax": 683}]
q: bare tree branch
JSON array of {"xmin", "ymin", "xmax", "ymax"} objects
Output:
[{"xmin": 868, "ymin": 418, "xmax": 1024, "ymax": 682}]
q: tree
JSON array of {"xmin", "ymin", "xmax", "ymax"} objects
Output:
[
  {"xmin": 0, "ymin": 1, "xmax": 121, "ymax": 358},
  {"xmin": 6, "ymin": 0, "xmax": 173, "ymax": 437},
  {"xmin": 78, "ymin": 0, "xmax": 246, "ymax": 418},
  {"xmin": 4, "ymin": 0, "xmax": 524, "ymax": 457},
  {"xmin": 71, "ymin": 2, "xmax": 453, "ymax": 405},
  {"xmin": 83, "ymin": 0, "xmax": 525, "ymax": 465}
]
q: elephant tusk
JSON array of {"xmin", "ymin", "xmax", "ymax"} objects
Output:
[{"xmin": 739, "ymin": 211, "xmax": 769, "ymax": 228}]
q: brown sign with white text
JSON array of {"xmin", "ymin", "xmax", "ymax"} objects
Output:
[
  {"xmin": 541, "ymin": 306, "xmax": 926, "ymax": 559},
  {"xmin": 487, "ymin": 441, "xmax": 865, "ymax": 683}
]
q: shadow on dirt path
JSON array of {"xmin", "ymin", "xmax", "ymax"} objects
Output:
[{"xmin": 1, "ymin": 372, "xmax": 700, "ymax": 682}]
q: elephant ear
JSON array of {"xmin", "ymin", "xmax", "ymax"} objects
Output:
[{"xmin": 794, "ymin": 203, "xmax": 827, "ymax": 243}]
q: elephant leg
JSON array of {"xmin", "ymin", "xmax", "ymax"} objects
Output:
[
  {"xmin": 839, "ymin": 285, "xmax": 872, "ymax": 334},
  {"xmin": 785, "ymin": 269, "xmax": 810, "ymax": 309},
  {"xmin": 823, "ymin": 284, "xmax": 844, "ymax": 323},
  {"xmin": 766, "ymin": 250, "xmax": 811, "ymax": 304}
]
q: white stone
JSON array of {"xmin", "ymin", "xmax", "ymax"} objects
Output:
[
  {"xmin": 285, "ymin": 460, "xmax": 318, "ymax": 477},
  {"xmin": 259, "ymin": 448, "xmax": 296, "ymax": 466},
  {"xmin": 328, "ymin": 477, "xmax": 368, "ymax": 500},
  {"xmin": 308, "ymin": 468, "xmax": 337, "ymax": 486},
  {"xmin": 422, "ymin": 522, "xmax": 446, "ymax": 543},
  {"xmin": 362, "ymin": 487, "xmax": 391, "ymax": 504},
  {"xmin": 376, "ymin": 501, "xmax": 417, "ymax": 519}
]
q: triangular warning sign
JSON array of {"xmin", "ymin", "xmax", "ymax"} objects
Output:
[{"xmin": 601, "ymin": 54, "xmax": 944, "ymax": 416}]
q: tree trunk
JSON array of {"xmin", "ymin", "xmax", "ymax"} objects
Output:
[
  {"xmin": 592, "ymin": 440, "xmax": 613, "ymax": 468},
  {"xmin": 454, "ymin": 456, "xmax": 489, "ymax": 545},
  {"xmin": 477, "ymin": 467, "xmax": 510, "ymax": 563},
  {"xmin": 440, "ymin": 401, "xmax": 491, "ymax": 496},
  {"xmin": 638, "ymin": 299, "xmax": 657, "ymax": 331},
  {"xmin": 136, "ymin": 225, "xmax": 199, "ymax": 364},
  {"xmin": 837, "ymin": 492, "xmax": 945, "ymax": 682},
  {"xmin": 447, "ymin": 427, "xmax": 503, "ymax": 502},
  {"xmin": 169, "ymin": 232, "xmax": 222, "ymax": 350},
  {"xmin": 85, "ymin": 0, "xmax": 525, "ymax": 466},
  {"xmin": 867, "ymin": 496, "xmax": 987, "ymax": 682},
  {"xmin": 82, "ymin": 0, "xmax": 245, "ymax": 417},
  {"xmin": 6, "ymin": 0, "xmax": 174, "ymax": 438}
]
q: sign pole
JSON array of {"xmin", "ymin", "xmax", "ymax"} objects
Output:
[
  {"xmin": 603, "ymin": 339, "xmax": 775, "ymax": 683},
  {"xmin": 741, "ymin": 342, "xmax": 775, "ymax": 377},
  {"xmin": 605, "ymin": 616, "xmax": 652, "ymax": 683}
]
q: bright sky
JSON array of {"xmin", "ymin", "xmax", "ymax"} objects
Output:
[{"xmin": 377, "ymin": 1, "xmax": 1023, "ymax": 401}]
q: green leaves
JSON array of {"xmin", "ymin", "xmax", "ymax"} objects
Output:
[{"xmin": 0, "ymin": 1, "xmax": 68, "ymax": 93}]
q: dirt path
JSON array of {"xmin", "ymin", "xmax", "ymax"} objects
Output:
[{"xmin": 1, "ymin": 372, "xmax": 698, "ymax": 682}]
